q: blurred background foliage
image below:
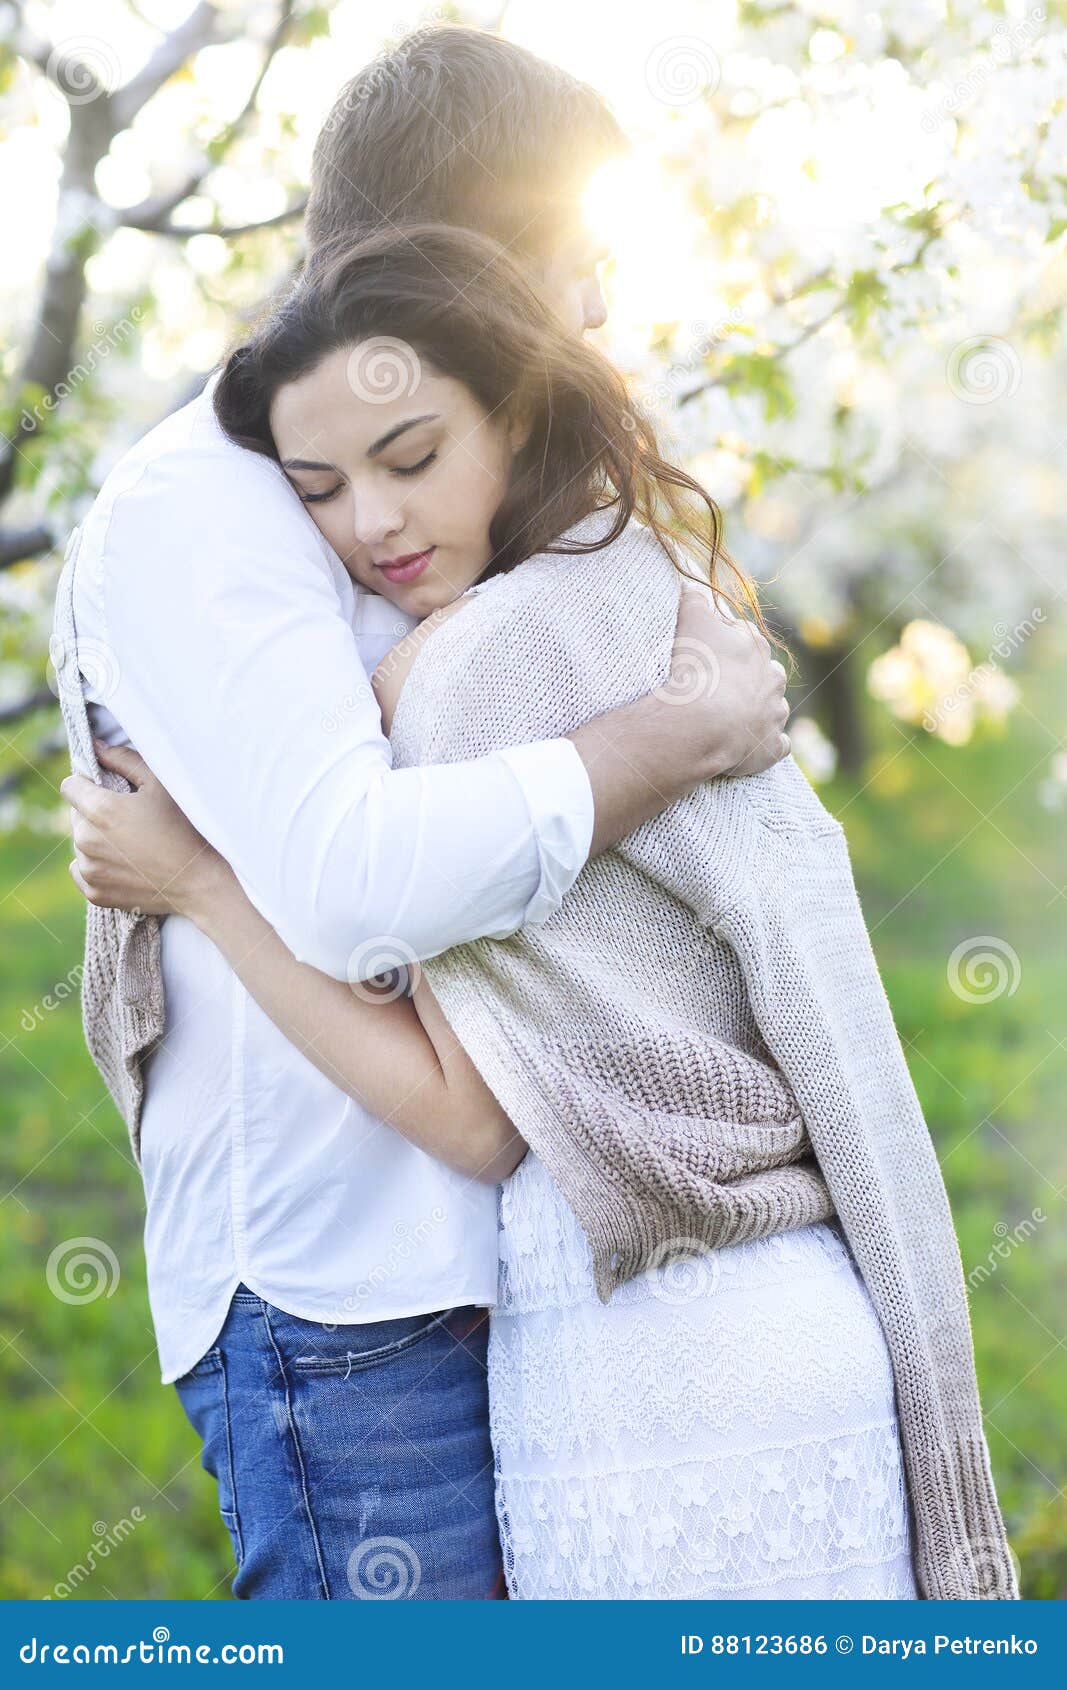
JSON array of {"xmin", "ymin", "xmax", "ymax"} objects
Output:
[{"xmin": 1, "ymin": 0, "xmax": 1064, "ymax": 1598}]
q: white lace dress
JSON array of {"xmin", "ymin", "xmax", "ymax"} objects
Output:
[{"xmin": 488, "ymin": 1153, "xmax": 918, "ymax": 1600}]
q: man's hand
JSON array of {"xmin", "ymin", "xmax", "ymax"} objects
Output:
[
  {"xmin": 663, "ymin": 585, "xmax": 790, "ymax": 778},
  {"xmin": 571, "ymin": 585, "xmax": 791, "ymax": 859}
]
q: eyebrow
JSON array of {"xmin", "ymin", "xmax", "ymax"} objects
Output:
[
  {"xmin": 367, "ymin": 413, "xmax": 441, "ymax": 457},
  {"xmin": 280, "ymin": 413, "xmax": 442, "ymax": 473}
]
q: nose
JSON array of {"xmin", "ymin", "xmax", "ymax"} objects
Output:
[{"xmin": 350, "ymin": 485, "xmax": 404, "ymax": 548}]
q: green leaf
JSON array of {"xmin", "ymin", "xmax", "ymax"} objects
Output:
[
  {"xmin": 843, "ymin": 267, "xmax": 890, "ymax": 331},
  {"xmin": 719, "ymin": 351, "xmax": 795, "ymax": 419}
]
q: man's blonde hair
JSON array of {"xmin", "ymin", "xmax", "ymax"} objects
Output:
[{"xmin": 306, "ymin": 24, "xmax": 627, "ymax": 259}]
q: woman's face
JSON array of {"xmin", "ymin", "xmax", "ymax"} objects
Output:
[{"xmin": 270, "ymin": 346, "xmax": 526, "ymax": 617}]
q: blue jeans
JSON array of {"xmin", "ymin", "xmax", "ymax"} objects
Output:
[{"xmin": 174, "ymin": 1285, "xmax": 504, "ymax": 1599}]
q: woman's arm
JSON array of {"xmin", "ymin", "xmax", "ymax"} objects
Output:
[
  {"xmin": 64, "ymin": 743, "xmax": 525, "ymax": 1185},
  {"xmin": 187, "ymin": 856, "xmax": 526, "ymax": 1184}
]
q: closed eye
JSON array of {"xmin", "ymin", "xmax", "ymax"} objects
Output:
[
  {"xmin": 292, "ymin": 447, "xmax": 437, "ymax": 502},
  {"xmin": 391, "ymin": 449, "xmax": 437, "ymax": 479}
]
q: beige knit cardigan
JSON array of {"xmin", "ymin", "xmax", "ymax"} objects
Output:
[
  {"xmin": 53, "ymin": 524, "xmax": 164, "ymax": 1164},
  {"xmin": 387, "ymin": 507, "xmax": 1017, "ymax": 1603}
]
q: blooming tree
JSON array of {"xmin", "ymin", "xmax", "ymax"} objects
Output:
[
  {"xmin": 595, "ymin": 0, "xmax": 1066, "ymax": 766},
  {"xmin": 1, "ymin": 0, "xmax": 1064, "ymax": 826}
]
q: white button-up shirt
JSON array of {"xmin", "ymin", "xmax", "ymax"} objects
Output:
[{"xmin": 72, "ymin": 379, "xmax": 594, "ymax": 1383}]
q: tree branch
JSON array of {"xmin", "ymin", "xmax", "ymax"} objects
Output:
[
  {"xmin": 679, "ymin": 215, "xmax": 959, "ymax": 408},
  {"xmin": 0, "ymin": 1, "xmax": 53, "ymax": 76},
  {"xmin": 117, "ymin": 0, "xmax": 297, "ymax": 234},
  {"xmin": 0, "ymin": 100, "xmax": 110, "ymax": 503},
  {"xmin": 0, "ymin": 524, "xmax": 54, "ymax": 569},
  {"xmin": 126, "ymin": 197, "xmax": 307, "ymax": 239},
  {"xmin": 118, "ymin": 171, "xmax": 212, "ymax": 235},
  {"xmin": 0, "ymin": 687, "xmax": 57, "ymax": 728},
  {"xmin": 109, "ymin": 1, "xmax": 226, "ymax": 131},
  {"xmin": 0, "ymin": 731, "xmax": 65, "ymax": 803},
  {"xmin": 0, "ymin": 1, "xmax": 101, "ymax": 95},
  {"xmin": 0, "ymin": 0, "xmax": 296, "ymax": 508}
]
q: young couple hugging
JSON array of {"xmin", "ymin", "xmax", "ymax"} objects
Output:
[{"xmin": 55, "ymin": 25, "xmax": 1014, "ymax": 1603}]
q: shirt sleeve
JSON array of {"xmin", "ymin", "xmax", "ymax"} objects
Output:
[{"xmin": 78, "ymin": 433, "xmax": 593, "ymax": 981}]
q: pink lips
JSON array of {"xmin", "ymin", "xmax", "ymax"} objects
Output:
[{"xmin": 375, "ymin": 547, "xmax": 435, "ymax": 585}]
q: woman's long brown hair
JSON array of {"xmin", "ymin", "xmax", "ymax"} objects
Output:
[{"xmin": 214, "ymin": 221, "xmax": 769, "ymax": 631}]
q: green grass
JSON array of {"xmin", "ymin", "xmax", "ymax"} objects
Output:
[
  {"xmin": 1, "ymin": 642, "xmax": 1064, "ymax": 1599},
  {"xmin": 0, "ymin": 817, "xmax": 238, "ymax": 1599},
  {"xmin": 819, "ymin": 641, "xmax": 1067, "ymax": 1599}
]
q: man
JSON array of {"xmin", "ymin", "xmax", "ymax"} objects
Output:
[{"xmin": 57, "ymin": 26, "xmax": 789, "ymax": 1599}]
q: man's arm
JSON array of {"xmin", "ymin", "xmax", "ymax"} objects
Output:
[
  {"xmin": 80, "ymin": 442, "xmax": 591, "ymax": 980},
  {"xmin": 374, "ymin": 590, "xmax": 791, "ymax": 862},
  {"xmin": 76, "ymin": 440, "xmax": 786, "ymax": 981},
  {"xmin": 572, "ymin": 587, "xmax": 789, "ymax": 856}
]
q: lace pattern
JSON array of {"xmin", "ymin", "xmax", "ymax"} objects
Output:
[{"xmin": 489, "ymin": 1154, "xmax": 917, "ymax": 1600}]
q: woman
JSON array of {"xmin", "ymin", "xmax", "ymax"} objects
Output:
[{"xmin": 66, "ymin": 225, "xmax": 1013, "ymax": 1600}]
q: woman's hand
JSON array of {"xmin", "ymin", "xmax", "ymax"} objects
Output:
[{"xmin": 61, "ymin": 742, "xmax": 231, "ymax": 919}]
